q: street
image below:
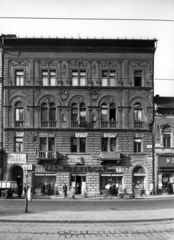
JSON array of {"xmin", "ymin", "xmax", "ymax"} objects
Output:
[{"xmin": 0, "ymin": 198, "xmax": 174, "ymax": 239}]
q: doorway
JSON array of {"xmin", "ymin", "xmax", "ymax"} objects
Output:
[{"xmin": 70, "ymin": 174, "xmax": 86, "ymax": 194}]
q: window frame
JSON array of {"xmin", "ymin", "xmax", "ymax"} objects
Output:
[
  {"xmin": 41, "ymin": 69, "xmax": 57, "ymax": 86},
  {"xmin": 71, "ymin": 70, "xmax": 87, "ymax": 86},
  {"xmin": 134, "ymin": 138, "xmax": 142, "ymax": 153},
  {"xmin": 41, "ymin": 102, "xmax": 56, "ymax": 127},
  {"xmin": 15, "ymin": 70, "xmax": 25, "ymax": 86},
  {"xmin": 163, "ymin": 133, "xmax": 171, "ymax": 148},
  {"xmin": 101, "ymin": 137, "xmax": 117, "ymax": 152},
  {"xmin": 134, "ymin": 70, "xmax": 143, "ymax": 87},
  {"xmin": 15, "ymin": 136, "xmax": 24, "ymax": 152},
  {"xmin": 71, "ymin": 137, "xmax": 86, "ymax": 153},
  {"xmin": 101, "ymin": 70, "xmax": 117, "ymax": 87},
  {"xmin": 39, "ymin": 137, "xmax": 55, "ymax": 158},
  {"xmin": 101, "ymin": 103, "xmax": 116, "ymax": 122}
]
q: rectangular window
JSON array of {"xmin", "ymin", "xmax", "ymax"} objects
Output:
[
  {"xmin": 72, "ymin": 70, "xmax": 86, "ymax": 86},
  {"xmin": 42, "ymin": 70, "xmax": 56, "ymax": 86},
  {"xmin": 163, "ymin": 134, "xmax": 171, "ymax": 148},
  {"xmin": 16, "ymin": 70, "xmax": 24, "ymax": 86},
  {"xmin": 102, "ymin": 137, "xmax": 116, "ymax": 152},
  {"xmin": 15, "ymin": 136, "xmax": 23, "ymax": 152},
  {"xmin": 134, "ymin": 70, "xmax": 142, "ymax": 87},
  {"xmin": 102, "ymin": 70, "xmax": 116, "ymax": 86},
  {"xmin": 134, "ymin": 138, "xmax": 142, "ymax": 152},
  {"xmin": 39, "ymin": 137, "xmax": 55, "ymax": 158},
  {"xmin": 15, "ymin": 109, "xmax": 24, "ymax": 121},
  {"xmin": 134, "ymin": 109, "xmax": 143, "ymax": 121},
  {"xmin": 71, "ymin": 137, "xmax": 86, "ymax": 152}
]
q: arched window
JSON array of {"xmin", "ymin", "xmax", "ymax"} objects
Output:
[
  {"xmin": 41, "ymin": 102, "xmax": 56, "ymax": 127},
  {"xmin": 134, "ymin": 103, "xmax": 143, "ymax": 121},
  {"xmin": 15, "ymin": 102, "xmax": 24, "ymax": 127},
  {"xmin": 134, "ymin": 167, "xmax": 145, "ymax": 174},
  {"xmin": 71, "ymin": 102, "xmax": 86, "ymax": 128},
  {"xmin": 101, "ymin": 103, "xmax": 116, "ymax": 128}
]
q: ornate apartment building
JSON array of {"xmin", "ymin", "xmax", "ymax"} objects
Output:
[
  {"xmin": 154, "ymin": 96, "xmax": 174, "ymax": 194},
  {"xmin": 2, "ymin": 37, "xmax": 157, "ymax": 195}
]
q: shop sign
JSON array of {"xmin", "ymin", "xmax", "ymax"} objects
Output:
[
  {"xmin": 23, "ymin": 165, "xmax": 33, "ymax": 171},
  {"xmin": 159, "ymin": 156, "xmax": 174, "ymax": 167},
  {"xmin": 7, "ymin": 154, "xmax": 27, "ymax": 164},
  {"xmin": 75, "ymin": 133, "xmax": 88, "ymax": 138},
  {"xmin": 100, "ymin": 152, "xmax": 120, "ymax": 159},
  {"xmin": 43, "ymin": 165, "xmax": 125, "ymax": 173}
]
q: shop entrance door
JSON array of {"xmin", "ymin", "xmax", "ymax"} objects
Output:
[{"xmin": 70, "ymin": 175, "xmax": 86, "ymax": 194}]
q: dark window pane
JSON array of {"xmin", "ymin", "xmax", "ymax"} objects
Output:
[
  {"xmin": 110, "ymin": 138, "xmax": 116, "ymax": 151},
  {"xmin": 71, "ymin": 138, "xmax": 77, "ymax": 152},
  {"xmin": 15, "ymin": 137, "xmax": 23, "ymax": 152},
  {"xmin": 40, "ymin": 138, "xmax": 46, "ymax": 151},
  {"xmin": 49, "ymin": 108, "xmax": 56, "ymax": 121},
  {"xmin": 41, "ymin": 108, "xmax": 47, "ymax": 121},
  {"xmin": 80, "ymin": 138, "xmax": 86, "ymax": 152},
  {"xmin": 15, "ymin": 109, "xmax": 23, "ymax": 121},
  {"xmin": 102, "ymin": 138, "xmax": 108, "ymax": 151},
  {"xmin": 134, "ymin": 71, "xmax": 142, "ymax": 87},
  {"xmin": 48, "ymin": 138, "xmax": 55, "ymax": 151}
]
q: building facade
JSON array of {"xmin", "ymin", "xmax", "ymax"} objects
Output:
[
  {"xmin": 154, "ymin": 96, "xmax": 174, "ymax": 194},
  {"xmin": 2, "ymin": 38, "xmax": 157, "ymax": 196}
]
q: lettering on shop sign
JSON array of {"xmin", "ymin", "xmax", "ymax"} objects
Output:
[
  {"xmin": 166, "ymin": 158, "xmax": 174, "ymax": 164},
  {"xmin": 43, "ymin": 165, "xmax": 124, "ymax": 173}
]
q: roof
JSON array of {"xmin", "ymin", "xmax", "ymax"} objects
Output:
[
  {"xmin": 154, "ymin": 96, "xmax": 174, "ymax": 108},
  {"xmin": 2, "ymin": 37, "xmax": 157, "ymax": 53}
]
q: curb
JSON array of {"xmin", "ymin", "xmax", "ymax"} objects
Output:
[{"xmin": 0, "ymin": 218, "xmax": 174, "ymax": 224}]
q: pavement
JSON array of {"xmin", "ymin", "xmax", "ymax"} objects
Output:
[{"xmin": 0, "ymin": 193, "xmax": 174, "ymax": 223}]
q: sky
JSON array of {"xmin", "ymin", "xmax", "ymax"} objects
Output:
[{"xmin": 0, "ymin": 0, "xmax": 174, "ymax": 96}]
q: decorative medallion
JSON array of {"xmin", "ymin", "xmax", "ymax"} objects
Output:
[
  {"xmin": 58, "ymin": 90, "xmax": 69, "ymax": 101},
  {"xmin": 88, "ymin": 90, "xmax": 100, "ymax": 102},
  {"xmin": 76, "ymin": 97, "xmax": 83, "ymax": 104}
]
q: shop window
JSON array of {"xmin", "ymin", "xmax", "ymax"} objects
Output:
[
  {"xmin": 102, "ymin": 137, "xmax": 116, "ymax": 152},
  {"xmin": 163, "ymin": 134, "xmax": 171, "ymax": 148},
  {"xmin": 39, "ymin": 137, "xmax": 55, "ymax": 158},
  {"xmin": 42, "ymin": 70, "xmax": 56, "ymax": 86},
  {"xmin": 71, "ymin": 103, "xmax": 86, "ymax": 128},
  {"xmin": 134, "ymin": 70, "xmax": 142, "ymax": 87},
  {"xmin": 15, "ymin": 102, "xmax": 24, "ymax": 127},
  {"xmin": 15, "ymin": 135, "xmax": 23, "ymax": 152},
  {"xmin": 134, "ymin": 138, "xmax": 142, "ymax": 152},
  {"xmin": 71, "ymin": 137, "xmax": 86, "ymax": 153},
  {"xmin": 41, "ymin": 102, "xmax": 56, "ymax": 127},
  {"xmin": 102, "ymin": 70, "xmax": 116, "ymax": 86},
  {"xmin": 72, "ymin": 70, "xmax": 86, "ymax": 86}
]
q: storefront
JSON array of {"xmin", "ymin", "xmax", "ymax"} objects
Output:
[{"xmin": 157, "ymin": 155, "xmax": 174, "ymax": 194}]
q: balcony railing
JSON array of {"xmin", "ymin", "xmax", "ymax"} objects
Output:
[
  {"xmin": 101, "ymin": 121, "xmax": 117, "ymax": 128},
  {"xmin": 41, "ymin": 121, "xmax": 56, "ymax": 128},
  {"xmin": 15, "ymin": 121, "xmax": 23, "ymax": 127},
  {"xmin": 39, "ymin": 151, "xmax": 56, "ymax": 159},
  {"xmin": 71, "ymin": 121, "xmax": 87, "ymax": 128},
  {"xmin": 134, "ymin": 122, "xmax": 143, "ymax": 129}
]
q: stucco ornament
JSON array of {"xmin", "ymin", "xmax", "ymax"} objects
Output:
[
  {"xmin": 11, "ymin": 60, "xmax": 29, "ymax": 67},
  {"xmin": 88, "ymin": 90, "xmax": 100, "ymax": 102},
  {"xmin": 58, "ymin": 90, "xmax": 69, "ymax": 101}
]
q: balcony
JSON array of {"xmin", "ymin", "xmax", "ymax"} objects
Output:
[
  {"xmin": 41, "ymin": 121, "xmax": 56, "ymax": 128},
  {"xmin": 39, "ymin": 151, "xmax": 56, "ymax": 159},
  {"xmin": 71, "ymin": 121, "xmax": 87, "ymax": 128},
  {"xmin": 134, "ymin": 122, "xmax": 143, "ymax": 129},
  {"xmin": 15, "ymin": 121, "xmax": 23, "ymax": 128},
  {"xmin": 101, "ymin": 121, "xmax": 117, "ymax": 129}
]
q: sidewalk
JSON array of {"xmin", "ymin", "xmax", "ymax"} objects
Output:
[{"xmin": 0, "ymin": 193, "xmax": 174, "ymax": 223}]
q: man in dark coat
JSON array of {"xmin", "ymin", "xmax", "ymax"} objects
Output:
[{"xmin": 63, "ymin": 183, "xmax": 68, "ymax": 198}]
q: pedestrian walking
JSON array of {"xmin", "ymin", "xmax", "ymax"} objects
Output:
[
  {"xmin": 150, "ymin": 182, "xmax": 154, "ymax": 195},
  {"xmin": 63, "ymin": 183, "xmax": 68, "ymax": 198},
  {"xmin": 140, "ymin": 183, "xmax": 145, "ymax": 197},
  {"xmin": 71, "ymin": 185, "xmax": 76, "ymax": 199},
  {"xmin": 84, "ymin": 183, "xmax": 88, "ymax": 198}
]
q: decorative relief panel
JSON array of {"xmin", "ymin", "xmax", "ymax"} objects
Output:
[
  {"xmin": 129, "ymin": 61, "xmax": 148, "ymax": 69},
  {"xmin": 10, "ymin": 60, "xmax": 29, "ymax": 67},
  {"xmin": 70, "ymin": 61, "xmax": 89, "ymax": 68},
  {"xmin": 100, "ymin": 61, "xmax": 119, "ymax": 69},
  {"xmin": 21, "ymin": 90, "xmax": 29, "ymax": 98},
  {"xmin": 61, "ymin": 61, "xmax": 67, "ymax": 77},
  {"xmin": 58, "ymin": 90, "xmax": 69, "ymax": 101},
  {"xmin": 88, "ymin": 90, "xmax": 100, "ymax": 102},
  {"xmin": 91, "ymin": 62, "xmax": 97, "ymax": 77},
  {"xmin": 40, "ymin": 61, "xmax": 59, "ymax": 68}
]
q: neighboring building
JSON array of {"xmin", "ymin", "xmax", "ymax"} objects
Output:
[
  {"xmin": 0, "ymin": 38, "xmax": 2, "ymax": 180},
  {"xmin": 2, "ymin": 37, "xmax": 157, "ymax": 196},
  {"xmin": 154, "ymin": 96, "xmax": 174, "ymax": 194}
]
